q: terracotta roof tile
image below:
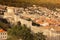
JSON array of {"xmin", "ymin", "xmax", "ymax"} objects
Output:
[{"xmin": 0, "ymin": 29, "xmax": 5, "ymax": 32}]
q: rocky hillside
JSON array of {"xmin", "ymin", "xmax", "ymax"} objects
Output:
[
  {"xmin": 0, "ymin": 5, "xmax": 60, "ymax": 33},
  {"xmin": 0, "ymin": 5, "xmax": 60, "ymax": 26},
  {"xmin": 0, "ymin": 4, "xmax": 60, "ymax": 40}
]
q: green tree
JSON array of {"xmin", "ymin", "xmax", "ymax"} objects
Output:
[
  {"xmin": 7, "ymin": 25, "xmax": 34, "ymax": 40},
  {"xmin": 7, "ymin": 24, "xmax": 46, "ymax": 40},
  {"xmin": 34, "ymin": 32, "xmax": 46, "ymax": 40},
  {"xmin": 0, "ymin": 21, "xmax": 10, "ymax": 31}
]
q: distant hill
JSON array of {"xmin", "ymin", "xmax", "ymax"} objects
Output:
[{"xmin": 0, "ymin": 0, "xmax": 60, "ymax": 8}]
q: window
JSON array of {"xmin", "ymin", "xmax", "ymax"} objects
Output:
[
  {"xmin": 1, "ymin": 33, "xmax": 2, "ymax": 35},
  {"xmin": 5, "ymin": 33, "xmax": 6, "ymax": 35},
  {"xmin": 1, "ymin": 36, "xmax": 2, "ymax": 38},
  {"xmin": 5, "ymin": 36, "xmax": 7, "ymax": 38},
  {"xmin": 3, "ymin": 36, "xmax": 4, "ymax": 38}
]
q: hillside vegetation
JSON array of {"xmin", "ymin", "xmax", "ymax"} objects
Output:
[{"xmin": 0, "ymin": 0, "xmax": 60, "ymax": 8}]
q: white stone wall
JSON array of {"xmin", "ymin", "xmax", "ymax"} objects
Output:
[
  {"xmin": 0, "ymin": 32, "xmax": 7, "ymax": 40},
  {"xmin": 19, "ymin": 18, "xmax": 32, "ymax": 27}
]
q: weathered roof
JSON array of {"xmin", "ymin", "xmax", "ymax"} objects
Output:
[{"xmin": 0, "ymin": 29, "xmax": 6, "ymax": 32}]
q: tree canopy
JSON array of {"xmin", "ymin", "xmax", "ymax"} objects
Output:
[{"xmin": 7, "ymin": 24, "xmax": 46, "ymax": 40}]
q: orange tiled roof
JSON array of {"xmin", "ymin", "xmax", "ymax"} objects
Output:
[
  {"xmin": 0, "ymin": 29, "xmax": 5, "ymax": 32},
  {"xmin": 33, "ymin": 16, "xmax": 60, "ymax": 27}
]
